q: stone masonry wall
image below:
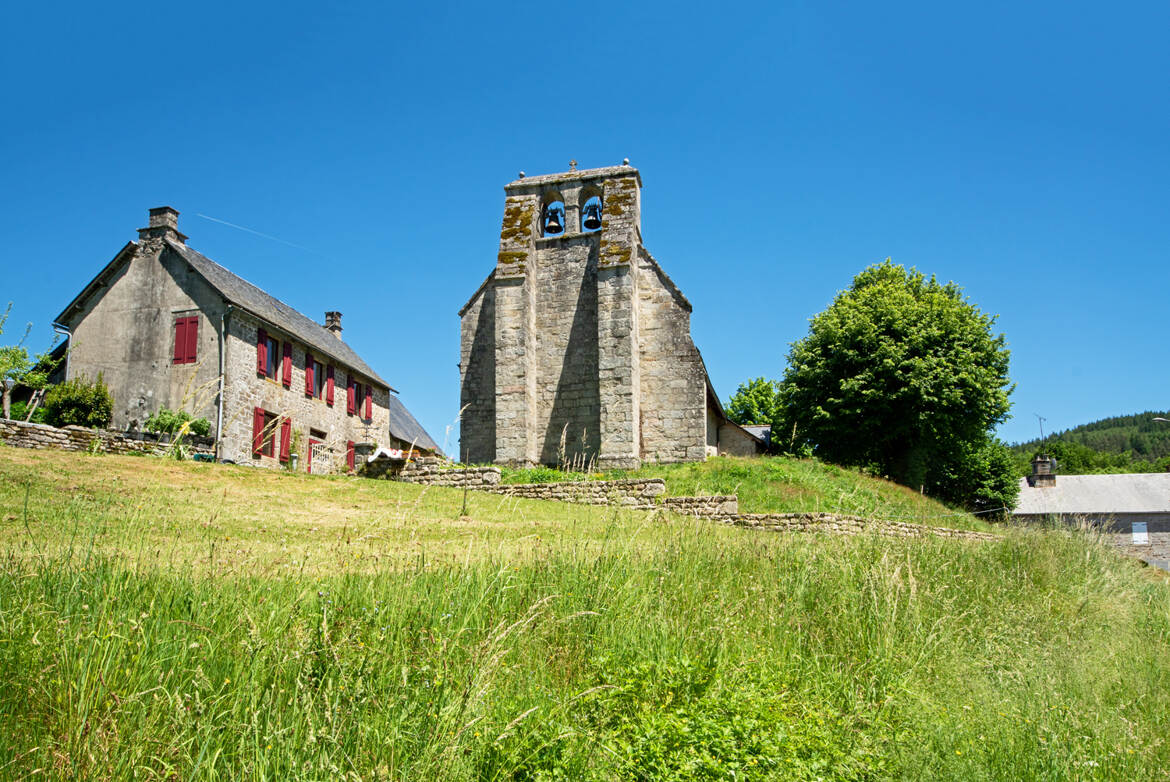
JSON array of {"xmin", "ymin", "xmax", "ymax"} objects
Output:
[
  {"xmin": 392, "ymin": 458, "xmax": 502, "ymax": 487},
  {"xmin": 0, "ymin": 419, "xmax": 214, "ymax": 457},
  {"xmin": 65, "ymin": 239, "xmax": 226, "ymax": 434},
  {"xmin": 458, "ymin": 279, "xmax": 496, "ymax": 464},
  {"xmin": 219, "ymin": 311, "xmax": 391, "ymax": 471},
  {"xmin": 532, "ymin": 233, "xmax": 601, "ymax": 466},
  {"xmin": 660, "ymin": 494, "xmax": 740, "ymax": 517},
  {"xmin": 722, "ymin": 513, "xmax": 999, "ymax": 542},
  {"xmin": 492, "ymin": 478, "xmax": 666, "ymax": 507},
  {"xmin": 635, "ymin": 248, "xmax": 707, "ymax": 463}
]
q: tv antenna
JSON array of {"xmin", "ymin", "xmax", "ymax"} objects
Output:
[{"xmin": 1034, "ymin": 413, "xmax": 1047, "ymax": 442}]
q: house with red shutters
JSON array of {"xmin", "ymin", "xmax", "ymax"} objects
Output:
[{"xmin": 54, "ymin": 206, "xmax": 440, "ymax": 472}]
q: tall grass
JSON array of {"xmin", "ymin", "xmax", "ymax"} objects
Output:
[
  {"xmin": 2, "ymin": 515, "xmax": 1169, "ymax": 776},
  {"xmin": 1, "ymin": 450, "xmax": 1168, "ymax": 779}
]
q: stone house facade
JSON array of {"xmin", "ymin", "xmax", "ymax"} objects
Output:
[
  {"xmin": 54, "ymin": 207, "xmax": 439, "ymax": 471},
  {"xmin": 459, "ymin": 164, "xmax": 765, "ymax": 468}
]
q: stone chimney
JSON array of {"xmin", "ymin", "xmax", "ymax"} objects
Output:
[
  {"xmin": 324, "ymin": 311, "xmax": 343, "ymax": 339},
  {"xmin": 1027, "ymin": 454, "xmax": 1056, "ymax": 488},
  {"xmin": 138, "ymin": 206, "xmax": 187, "ymax": 244}
]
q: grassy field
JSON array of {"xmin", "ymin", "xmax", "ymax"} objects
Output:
[{"xmin": 2, "ymin": 448, "xmax": 1169, "ymax": 779}]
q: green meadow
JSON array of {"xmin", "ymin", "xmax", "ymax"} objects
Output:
[{"xmin": 1, "ymin": 448, "xmax": 1167, "ymax": 780}]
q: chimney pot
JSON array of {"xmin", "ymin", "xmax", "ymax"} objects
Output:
[
  {"xmin": 139, "ymin": 206, "xmax": 187, "ymax": 244},
  {"xmin": 325, "ymin": 311, "xmax": 343, "ymax": 339},
  {"xmin": 1028, "ymin": 454, "xmax": 1056, "ymax": 487}
]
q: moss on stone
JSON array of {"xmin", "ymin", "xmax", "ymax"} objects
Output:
[{"xmin": 499, "ymin": 202, "xmax": 534, "ymax": 245}]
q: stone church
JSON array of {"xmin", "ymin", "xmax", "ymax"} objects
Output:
[{"xmin": 459, "ymin": 163, "xmax": 764, "ymax": 468}]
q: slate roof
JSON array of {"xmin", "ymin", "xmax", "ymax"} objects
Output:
[
  {"xmin": 165, "ymin": 239, "xmax": 391, "ymax": 389},
  {"xmin": 387, "ymin": 394, "xmax": 442, "ymax": 454},
  {"xmin": 1013, "ymin": 473, "xmax": 1170, "ymax": 515},
  {"xmin": 742, "ymin": 425, "xmax": 772, "ymax": 447}
]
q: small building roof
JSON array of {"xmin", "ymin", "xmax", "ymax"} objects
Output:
[
  {"xmin": 742, "ymin": 425, "xmax": 772, "ymax": 447},
  {"xmin": 1013, "ymin": 473, "xmax": 1170, "ymax": 515},
  {"xmin": 387, "ymin": 394, "xmax": 442, "ymax": 455},
  {"xmin": 166, "ymin": 240, "xmax": 392, "ymax": 390}
]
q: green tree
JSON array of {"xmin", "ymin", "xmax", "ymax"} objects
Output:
[
  {"xmin": 0, "ymin": 304, "xmax": 59, "ymax": 420},
  {"xmin": 775, "ymin": 260, "xmax": 1015, "ymax": 512},
  {"xmin": 726, "ymin": 377, "xmax": 781, "ymax": 427}
]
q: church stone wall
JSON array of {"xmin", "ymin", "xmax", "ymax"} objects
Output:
[
  {"xmin": 636, "ymin": 250, "xmax": 707, "ymax": 463},
  {"xmin": 459, "ymin": 165, "xmax": 713, "ymax": 468}
]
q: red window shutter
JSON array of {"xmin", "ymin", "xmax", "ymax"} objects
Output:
[
  {"xmin": 257, "ymin": 328, "xmax": 268, "ymax": 375},
  {"xmin": 173, "ymin": 319, "xmax": 186, "ymax": 364},
  {"xmin": 346, "ymin": 440, "xmax": 355, "ymax": 471},
  {"xmin": 279, "ymin": 417, "xmax": 292, "ymax": 462},
  {"xmin": 346, "ymin": 375, "xmax": 355, "ymax": 415},
  {"xmin": 252, "ymin": 407, "xmax": 265, "ymax": 456},
  {"xmin": 326, "ymin": 365, "xmax": 335, "ymax": 406},
  {"xmin": 282, "ymin": 342, "xmax": 293, "ymax": 388},
  {"xmin": 305, "ymin": 357, "xmax": 315, "ymax": 397},
  {"xmin": 184, "ymin": 317, "xmax": 198, "ymax": 364},
  {"xmin": 364, "ymin": 385, "xmax": 372, "ymax": 420}
]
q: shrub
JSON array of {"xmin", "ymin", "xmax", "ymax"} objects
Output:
[
  {"xmin": 42, "ymin": 374, "xmax": 113, "ymax": 429},
  {"xmin": 144, "ymin": 407, "xmax": 211, "ymax": 438},
  {"xmin": 6, "ymin": 400, "xmax": 47, "ymax": 424}
]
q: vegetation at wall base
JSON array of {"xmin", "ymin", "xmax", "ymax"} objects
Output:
[
  {"xmin": 1, "ymin": 448, "xmax": 1168, "ymax": 779},
  {"xmin": 144, "ymin": 406, "xmax": 212, "ymax": 438}
]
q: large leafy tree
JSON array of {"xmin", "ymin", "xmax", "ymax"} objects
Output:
[
  {"xmin": 726, "ymin": 377, "xmax": 781, "ymax": 427},
  {"xmin": 775, "ymin": 260, "xmax": 1016, "ymax": 512}
]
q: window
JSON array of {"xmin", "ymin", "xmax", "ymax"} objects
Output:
[
  {"xmin": 172, "ymin": 315, "xmax": 198, "ymax": 364},
  {"xmin": 313, "ymin": 359, "xmax": 326, "ymax": 399},
  {"xmin": 305, "ymin": 358, "xmax": 326, "ymax": 400},
  {"xmin": 257, "ymin": 328, "xmax": 279, "ymax": 380},
  {"xmin": 253, "ymin": 408, "xmax": 292, "ymax": 460},
  {"xmin": 252, "ymin": 407, "xmax": 278, "ymax": 457}
]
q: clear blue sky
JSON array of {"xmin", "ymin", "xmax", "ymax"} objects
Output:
[{"xmin": 3, "ymin": 1, "xmax": 1167, "ymax": 450}]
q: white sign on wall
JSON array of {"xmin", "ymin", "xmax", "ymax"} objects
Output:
[{"xmin": 1132, "ymin": 521, "xmax": 1149, "ymax": 545}]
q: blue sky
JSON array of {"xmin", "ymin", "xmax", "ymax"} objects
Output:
[{"xmin": 2, "ymin": 1, "xmax": 1167, "ymax": 449}]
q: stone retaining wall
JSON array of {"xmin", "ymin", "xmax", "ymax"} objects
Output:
[
  {"xmin": 660, "ymin": 494, "xmax": 739, "ymax": 517},
  {"xmin": 392, "ymin": 458, "xmax": 502, "ymax": 487},
  {"xmin": 490, "ymin": 478, "xmax": 666, "ymax": 507},
  {"xmin": 721, "ymin": 512, "xmax": 997, "ymax": 542},
  {"xmin": 0, "ymin": 419, "xmax": 215, "ymax": 457}
]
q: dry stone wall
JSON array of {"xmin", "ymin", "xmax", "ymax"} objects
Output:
[
  {"xmin": 721, "ymin": 513, "xmax": 998, "ymax": 542},
  {"xmin": 492, "ymin": 478, "xmax": 665, "ymax": 507},
  {"xmin": 392, "ymin": 458, "xmax": 501, "ymax": 487},
  {"xmin": 0, "ymin": 419, "xmax": 214, "ymax": 457},
  {"xmin": 660, "ymin": 495, "xmax": 739, "ymax": 517}
]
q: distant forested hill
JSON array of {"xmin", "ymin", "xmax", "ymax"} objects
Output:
[{"xmin": 1010, "ymin": 410, "xmax": 1170, "ymax": 475}]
